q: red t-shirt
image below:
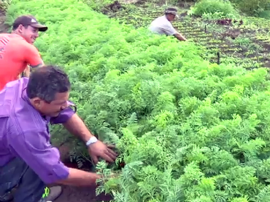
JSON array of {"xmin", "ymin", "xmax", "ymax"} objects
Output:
[{"xmin": 0, "ymin": 34, "xmax": 43, "ymax": 91}]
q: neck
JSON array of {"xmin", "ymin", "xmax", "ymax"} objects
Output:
[
  {"xmin": 165, "ymin": 15, "xmax": 171, "ymax": 21},
  {"xmin": 11, "ymin": 30, "xmax": 24, "ymax": 38},
  {"xmin": 11, "ymin": 30, "xmax": 19, "ymax": 34}
]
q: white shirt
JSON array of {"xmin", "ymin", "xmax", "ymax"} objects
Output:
[{"xmin": 149, "ymin": 15, "xmax": 177, "ymax": 36}]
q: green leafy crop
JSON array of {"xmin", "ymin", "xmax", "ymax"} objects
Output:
[{"xmin": 7, "ymin": 0, "xmax": 270, "ymax": 201}]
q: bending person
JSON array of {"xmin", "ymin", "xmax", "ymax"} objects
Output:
[
  {"xmin": 0, "ymin": 65, "xmax": 118, "ymax": 202},
  {"xmin": 149, "ymin": 7, "xmax": 187, "ymax": 41}
]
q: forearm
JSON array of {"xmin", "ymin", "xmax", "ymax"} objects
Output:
[
  {"xmin": 23, "ymin": 63, "xmax": 44, "ymax": 78},
  {"xmin": 174, "ymin": 33, "xmax": 187, "ymax": 41},
  {"xmin": 30, "ymin": 62, "xmax": 45, "ymax": 73},
  {"xmin": 24, "ymin": 66, "xmax": 31, "ymax": 77},
  {"xmin": 63, "ymin": 113, "xmax": 94, "ymax": 143},
  {"xmin": 56, "ymin": 168, "xmax": 100, "ymax": 186}
]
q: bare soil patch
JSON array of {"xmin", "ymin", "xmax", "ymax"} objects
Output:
[
  {"xmin": 55, "ymin": 186, "xmax": 112, "ymax": 202},
  {"xmin": 55, "ymin": 144, "xmax": 114, "ymax": 202}
]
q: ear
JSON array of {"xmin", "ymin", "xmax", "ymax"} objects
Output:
[
  {"xmin": 17, "ymin": 24, "xmax": 25, "ymax": 33},
  {"xmin": 31, "ymin": 97, "xmax": 43, "ymax": 108}
]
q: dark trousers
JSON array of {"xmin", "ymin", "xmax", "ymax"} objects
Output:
[{"xmin": 0, "ymin": 157, "xmax": 45, "ymax": 202}]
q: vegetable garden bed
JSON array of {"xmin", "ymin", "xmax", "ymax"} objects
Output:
[
  {"xmin": 7, "ymin": 0, "xmax": 270, "ymax": 201},
  {"xmin": 107, "ymin": 2, "xmax": 270, "ymax": 69}
]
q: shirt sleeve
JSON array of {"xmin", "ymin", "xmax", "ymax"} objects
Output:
[
  {"xmin": 8, "ymin": 129, "xmax": 69, "ymax": 184},
  {"xmin": 160, "ymin": 22, "xmax": 178, "ymax": 36},
  {"xmin": 24, "ymin": 44, "xmax": 44, "ymax": 68}
]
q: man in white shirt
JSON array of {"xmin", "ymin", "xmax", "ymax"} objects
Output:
[{"xmin": 149, "ymin": 8, "xmax": 187, "ymax": 41}]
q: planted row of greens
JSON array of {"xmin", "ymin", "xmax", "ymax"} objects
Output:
[
  {"xmin": 105, "ymin": 2, "xmax": 270, "ymax": 69},
  {"xmin": 7, "ymin": 0, "xmax": 270, "ymax": 201}
]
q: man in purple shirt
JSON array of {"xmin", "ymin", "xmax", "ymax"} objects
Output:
[{"xmin": 0, "ymin": 65, "xmax": 117, "ymax": 202}]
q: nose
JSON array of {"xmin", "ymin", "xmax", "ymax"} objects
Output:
[
  {"xmin": 65, "ymin": 100, "xmax": 77, "ymax": 112},
  {"xmin": 61, "ymin": 101, "xmax": 70, "ymax": 110},
  {"xmin": 62, "ymin": 100, "xmax": 76, "ymax": 110}
]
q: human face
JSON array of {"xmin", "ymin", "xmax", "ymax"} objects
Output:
[
  {"xmin": 31, "ymin": 91, "xmax": 70, "ymax": 117},
  {"xmin": 167, "ymin": 14, "xmax": 176, "ymax": 22},
  {"xmin": 17, "ymin": 24, "xmax": 39, "ymax": 44}
]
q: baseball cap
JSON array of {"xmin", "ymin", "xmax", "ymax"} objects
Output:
[{"xmin": 13, "ymin": 15, "xmax": 48, "ymax": 32}]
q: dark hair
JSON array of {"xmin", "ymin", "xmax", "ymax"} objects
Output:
[
  {"xmin": 26, "ymin": 65, "xmax": 71, "ymax": 103},
  {"xmin": 12, "ymin": 15, "xmax": 33, "ymax": 30},
  {"xmin": 12, "ymin": 24, "xmax": 28, "ymax": 31}
]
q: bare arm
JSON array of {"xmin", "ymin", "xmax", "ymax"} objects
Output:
[
  {"xmin": 56, "ymin": 168, "xmax": 101, "ymax": 186},
  {"xmin": 62, "ymin": 113, "xmax": 117, "ymax": 163},
  {"xmin": 62, "ymin": 113, "xmax": 94, "ymax": 143},
  {"xmin": 24, "ymin": 44, "xmax": 45, "ymax": 77},
  {"xmin": 174, "ymin": 33, "xmax": 187, "ymax": 41},
  {"xmin": 164, "ymin": 23, "xmax": 187, "ymax": 42},
  {"xmin": 21, "ymin": 62, "xmax": 45, "ymax": 78},
  {"xmin": 54, "ymin": 114, "xmax": 102, "ymax": 187},
  {"xmin": 23, "ymin": 65, "xmax": 31, "ymax": 77}
]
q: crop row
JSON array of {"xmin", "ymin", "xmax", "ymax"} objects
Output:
[
  {"xmin": 8, "ymin": 0, "xmax": 270, "ymax": 201},
  {"xmin": 109, "ymin": 5, "xmax": 270, "ymax": 70}
]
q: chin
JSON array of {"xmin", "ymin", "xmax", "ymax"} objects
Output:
[
  {"xmin": 49, "ymin": 112, "xmax": 60, "ymax": 117},
  {"xmin": 29, "ymin": 39, "xmax": 35, "ymax": 44},
  {"xmin": 53, "ymin": 113, "xmax": 60, "ymax": 117}
]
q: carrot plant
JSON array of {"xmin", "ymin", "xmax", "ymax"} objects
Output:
[{"xmin": 6, "ymin": 0, "xmax": 270, "ymax": 201}]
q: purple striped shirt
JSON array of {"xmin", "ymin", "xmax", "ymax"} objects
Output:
[{"xmin": 0, "ymin": 78, "xmax": 75, "ymax": 184}]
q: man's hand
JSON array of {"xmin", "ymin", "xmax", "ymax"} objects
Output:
[
  {"xmin": 88, "ymin": 141, "xmax": 117, "ymax": 164},
  {"xmin": 63, "ymin": 114, "xmax": 118, "ymax": 164}
]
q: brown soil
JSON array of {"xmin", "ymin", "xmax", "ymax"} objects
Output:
[
  {"xmin": 55, "ymin": 186, "xmax": 113, "ymax": 202},
  {"xmin": 55, "ymin": 144, "xmax": 114, "ymax": 202}
]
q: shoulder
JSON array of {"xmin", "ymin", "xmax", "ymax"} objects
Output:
[
  {"xmin": 0, "ymin": 33, "xmax": 10, "ymax": 38},
  {"xmin": 0, "ymin": 78, "xmax": 28, "ymax": 108},
  {"xmin": 0, "ymin": 34, "xmax": 32, "ymax": 54},
  {"xmin": 159, "ymin": 16, "xmax": 167, "ymax": 21},
  {"xmin": 23, "ymin": 43, "xmax": 40, "ymax": 59},
  {"xmin": 4, "ymin": 79, "xmax": 48, "ymax": 137},
  {"xmin": 8, "ymin": 108, "xmax": 49, "ymax": 147},
  {"xmin": 7, "ymin": 35, "xmax": 39, "ymax": 53},
  {"xmin": 153, "ymin": 16, "xmax": 171, "ymax": 26},
  {"xmin": 9, "ymin": 108, "xmax": 47, "ymax": 138},
  {"xmin": 152, "ymin": 16, "xmax": 164, "ymax": 22},
  {"xmin": 19, "ymin": 39, "xmax": 39, "ymax": 52},
  {"xmin": 162, "ymin": 16, "xmax": 172, "ymax": 25}
]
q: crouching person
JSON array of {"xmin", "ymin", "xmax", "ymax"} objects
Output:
[
  {"xmin": 149, "ymin": 7, "xmax": 187, "ymax": 41},
  {"xmin": 0, "ymin": 65, "xmax": 117, "ymax": 202}
]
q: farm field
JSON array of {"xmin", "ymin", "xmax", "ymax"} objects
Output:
[
  {"xmin": 3, "ymin": 0, "xmax": 270, "ymax": 201},
  {"xmin": 104, "ymin": 0, "xmax": 270, "ymax": 70}
]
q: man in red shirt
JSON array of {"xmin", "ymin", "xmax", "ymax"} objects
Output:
[{"xmin": 0, "ymin": 15, "xmax": 47, "ymax": 91}]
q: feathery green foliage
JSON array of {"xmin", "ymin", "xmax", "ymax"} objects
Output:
[{"xmin": 7, "ymin": 0, "xmax": 270, "ymax": 201}]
